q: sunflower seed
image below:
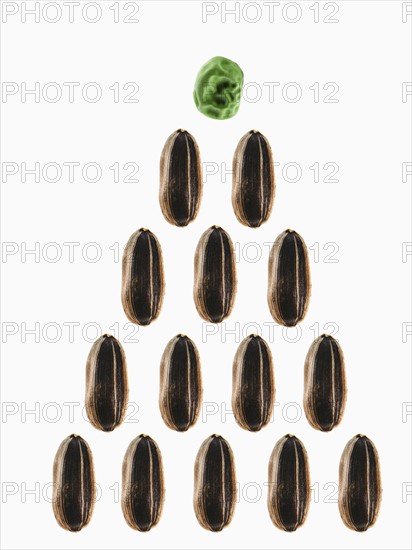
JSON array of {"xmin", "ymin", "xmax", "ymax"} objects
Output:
[
  {"xmin": 339, "ymin": 434, "xmax": 382, "ymax": 532},
  {"xmin": 267, "ymin": 434, "xmax": 310, "ymax": 532},
  {"xmin": 303, "ymin": 334, "xmax": 346, "ymax": 432},
  {"xmin": 159, "ymin": 334, "xmax": 202, "ymax": 432},
  {"xmin": 121, "ymin": 228, "xmax": 165, "ymax": 326},
  {"xmin": 267, "ymin": 229, "xmax": 311, "ymax": 327},
  {"xmin": 232, "ymin": 334, "xmax": 275, "ymax": 431},
  {"xmin": 52, "ymin": 434, "xmax": 95, "ymax": 532},
  {"xmin": 194, "ymin": 434, "xmax": 237, "ymax": 531},
  {"xmin": 160, "ymin": 129, "xmax": 202, "ymax": 227},
  {"xmin": 194, "ymin": 225, "xmax": 237, "ymax": 323},
  {"xmin": 85, "ymin": 334, "xmax": 129, "ymax": 432},
  {"xmin": 122, "ymin": 434, "xmax": 165, "ymax": 531},
  {"xmin": 232, "ymin": 130, "xmax": 275, "ymax": 228}
]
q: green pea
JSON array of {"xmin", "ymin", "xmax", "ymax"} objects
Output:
[{"xmin": 193, "ymin": 56, "xmax": 244, "ymax": 120}]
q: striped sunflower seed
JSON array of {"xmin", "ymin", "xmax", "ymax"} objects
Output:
[
  {"xmin": 232, "ymin": 334, "xmax": 275, "ymax": 431},
  {"xmin": 232, "ymin": 130, "xmax": 275, "ymax": 227},
  {"xmin": 52, "ymin": 434, "xmax": 95, "ymax": 532},
  {"xmin": 339, "ymin": 434, "xmax": 382, "ymax": 532},
  {"xmin": 194, "ymin": 434, "xmax": 237, "ymax": 531},
  {"xmin": 121, "ymin": 228, "xmax": 164, "ymax": 326},
  {"xmin": 159, "ymin": 334, "xmax": 202, "ymax": 432},
  {"xmin": 304, "ymin": 334, "xmax": 347, "ymax": 432},
  {"xmin": 194, "ymin": 225, "xmax": 237, "ymax": 323},
  {"xmin": 122, "ymin": 434, "xmax": 165, "ymax": 531},
  {"xmin": 85, "ymin": 334, "xmax": 129, "ymax": 432},
  {"xmin": 267, "ymin": 434, "xmax": 310, "ymax": 532},
  {"xmin": 267, "ymin": 229, "xmax": 311, "ymax": 327},
  {"xmin": 160, "ymin": 129, "xmax": 202, "ymax": 226}
]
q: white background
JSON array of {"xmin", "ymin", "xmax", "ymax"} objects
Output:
[{"xmin": 1, "ymin": 1, "xmax": 411, "ymax": 549}]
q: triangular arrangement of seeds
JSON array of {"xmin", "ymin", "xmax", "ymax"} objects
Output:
[{"xmin": 52, "ymin": 128, "xmax": 381, "ymax": 534}]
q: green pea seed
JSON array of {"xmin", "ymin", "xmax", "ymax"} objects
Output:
[{"xmin": 193, "ymin": 56, "xmax": 244, "ymax": 120}]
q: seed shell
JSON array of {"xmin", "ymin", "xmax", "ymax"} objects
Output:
[
  {"xmin": 339, "ymin": 434, "xmax": 382, "ymax": 532},
  {"xmin": 52, "ymin": 434, "xmax": 95, "ymax": 532},
  {"xmin": 121, "ymin": 228, "xmax": 165, "ymax": 326},
  {"xmin": 232, "ymin": 130, "xmax": 275, "ymax": 228},
  {"xmin": 194, "ymin": 225, "xmax": 237, "ymax": 323},
  {"xmin": 122, "ymin": 434, "xmax": 165, "ymax": 531},
  {"xmin": 232, "ymin": 334, "xmax": 275, "ymax": 431},
  {"xmin": 159, "ymin": 334, "xmax": 202, "ymax": 431},
  {"xmin": 267, "ymin": 434, "xmax": 310, "ymax": 532},
  {"xmin": 267, "ymin": 229, "xmax": 311, "ymax": 327},
  {"xmin": 194, "ymin": 434, "xmax": 237, "ymax": 532},
  {"xmin": 85, "ymin": 334, "xmax": 129, "ymax": 432},
  {"xmin": 303, "ymin": 334, "xmax": 347, "ymax": 432},
  {"xmin": 159, "ymin": 129, "xmax": 202, "ymax": 227}
]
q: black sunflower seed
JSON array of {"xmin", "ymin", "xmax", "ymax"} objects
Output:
[
  {"xmin": 122, "ymin": 434, "xmax": 165, "ymax": 532},
  {"xmin": 232, "ymin": 334, "xmax": 275, "ymax": 431},
  {"xmin": 304, "ymin": 334, "xmax": 347, "ymax": 432},
  {"xmin": 338, "ymin": 434, "xmax": 382, "ymax": 532},
  {"xmin": 194, "ymin": 434, "xmax": 237, "ymax": 532},
  {"xmin": 85, "ymin": 334, "xmax": 129, "ymax": 432},
  {"xmin": 160, "ymin": 129, "xmax": 202, "ymax": 227},
  {"xmin": 121, "ymin": 228, "xmax": 164, "ymax": 326},
  {"xmin": 159, "ymin": 334, "xmax": 202, "ymax": 431},
  {"xmin": 52, "ymin": 434, "xmax": 95, "ymax": 532},
  {"xmin": 194, "ymin": 225, "xmax": 237, "ymax": 323},
  {"xmin": 267, "ymin": 229, "xmax": 311, "ymax": 326},
  {"xmin": 267, "ymin": 434, "xmax": 310, "ymax": 532},
  {"xmin": 232, "ymin": 130, "xmax": 275, "ymax": 227}
]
